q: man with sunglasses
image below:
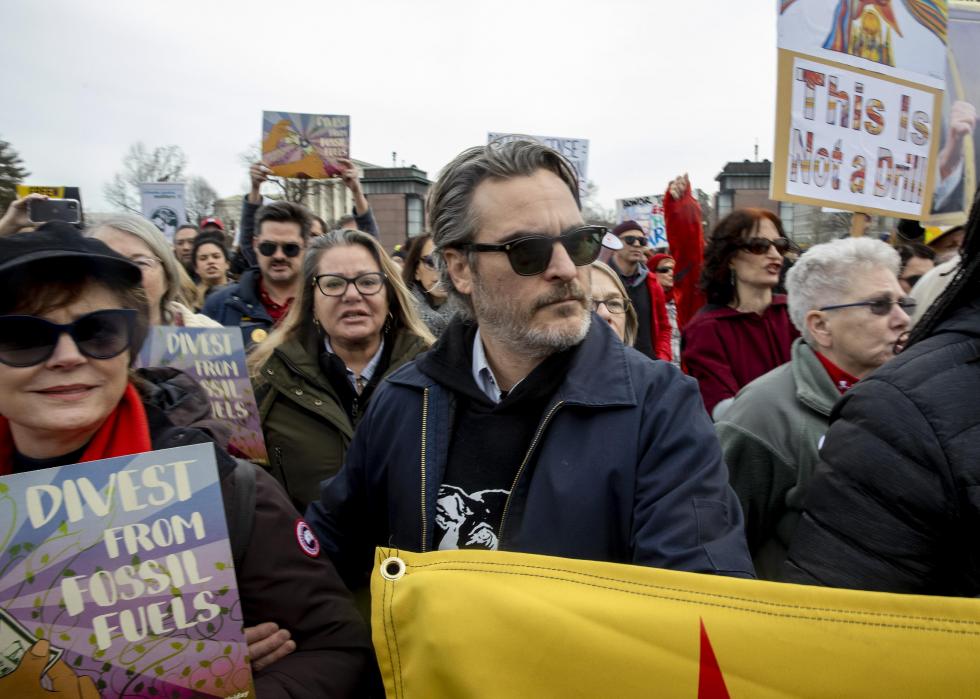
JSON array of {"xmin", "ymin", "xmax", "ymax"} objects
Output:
[
  {"xmin": 308, "ymin": 140, "xmax": 753, "ymax": 592},
  {"xmin": 203, "ymin": 201, "xmax": 310, "ymax": 347},
  {"xmin": 608, "ymin": 221, "xmax": 672, "ymax": 361}
]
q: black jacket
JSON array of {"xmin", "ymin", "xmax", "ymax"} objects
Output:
[
  {"xmin": 783, "ymin": 299, "xmax": 980, "ymax": 596},
  {"xmin": 136, "ymin": 369, "xmax": 372, "ymax": 697},
  {"xmin": 200, "ymin": 268, "xmax": 275, "ymax": 349}
]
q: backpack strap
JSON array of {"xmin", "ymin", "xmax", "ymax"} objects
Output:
[{"xmin": 230, "ymin": 459, "xmax": 257, "ymax": 570}]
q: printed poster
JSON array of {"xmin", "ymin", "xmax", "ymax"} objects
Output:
[
  {"xmin": 487, "ymin": 132, "xmax": 589, "ymax": 198},
  {"xmin": 773, "ymin": 1, "xmax": 947, "ymax": 219},
  {"xmin": 138, "ymin": 328, "xmax": 269, "ymax": 467},
  {"xmin": 615, "ymin": 195, "xmax": 667, "ymax": 247},
  {"xmin": 262, "ymin": 111, "xmax": 350, "ymax": 179},
  {"xmin": 0, "ymin": 444, "xmax": 254, "ymax": 698},
  {"xmin": 140, "ymin": 183, "xmax": 187, "ymax": 243}
]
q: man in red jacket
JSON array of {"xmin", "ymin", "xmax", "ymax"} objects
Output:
[{"xmin": 609, "ymin": 220, "xmax": 672, "ymax": 361}]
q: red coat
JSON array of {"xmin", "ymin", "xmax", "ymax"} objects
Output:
[
  {"xmin": 681, "ymin": 296, "xmax": 799, "ymax": 416},
  {"xmin": 645, "ymin": 272, "xmax": 674, "ymax": 362},
  {"xmin": 663, "ymin": 181, "xmax": 706, "ymax": 329}
]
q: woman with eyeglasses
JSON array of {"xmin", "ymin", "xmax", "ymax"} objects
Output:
[
  {"xmin": 248, "ymin": 229, "xmax": 434, "ymax": 511},
  {"xmin": 589, "ymin": 261, "xmax": 638, "ymax": 345},
  {"xmin": 682, "ymin": 209, "xmax": 800, "ymax": 420},
  {"xmin": 87, "ymin": 214, "xmax": 220, "ymax": 328},
  {"xmin": 715, "ymin": 237, "xmax": 911, "ymax": 579},
  {"xmin": 0, "ymin": 223, "xmax": 371, "ymax": 696},
  {"xmin": 401, "ymin": 233, "xmax": 461, "ymax": 337}
]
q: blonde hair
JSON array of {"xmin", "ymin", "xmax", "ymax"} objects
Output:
[
  {"xmin": 590, "ymin": 260, "xmax": 638, "ymax": 346},
  {"xmin": 248, "ymin": 229, "xmax": 434, "ymax": 377}
]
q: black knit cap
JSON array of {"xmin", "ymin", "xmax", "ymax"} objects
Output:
[{"xmin": 0, "ymin": 221, "xmax": 141, "ymax": 284}]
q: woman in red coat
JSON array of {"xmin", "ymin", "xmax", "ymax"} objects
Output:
[{"xmin": 682, "ymin": 209, "xmax": 799, "ymax": 419}]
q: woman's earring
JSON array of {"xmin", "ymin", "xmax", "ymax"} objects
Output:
[{"xmin": 384, "ymin": 311, "xmax": 394, "ymax": 335}]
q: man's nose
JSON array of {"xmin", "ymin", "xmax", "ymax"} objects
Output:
[{"xmin": 543, "ymin": 241, "xmax": 578, "ymax": 281}]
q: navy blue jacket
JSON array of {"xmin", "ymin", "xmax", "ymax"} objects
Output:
[
  {"xmin": 306, "ymin": 317, "xmax": 754, "ymax": 589},
  {"xmin": 201, "ymin": 268, "xmax": 274, "ymax": 348}
]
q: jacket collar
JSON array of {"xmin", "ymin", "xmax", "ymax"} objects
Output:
[
  {"xmin": 790, "ymin": 338, "xmax": 841, "ymax": 417},
  {"xmin": 697, "ymin": 294, "xmax": 789, "ymax": 320},
  {"xmin": 391, "ymin": 315, "xmax": 637, "ymax": 408}
]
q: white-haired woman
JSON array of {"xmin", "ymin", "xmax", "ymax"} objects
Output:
[
  {"xmin": 248, "ymin": 229, "xmax": 434, "ymax": 510},
  {"xmin": 715, "ymin": 236, "xmax": 913, "ymax": 580},
  {"xmin": 88, "ymin": 214, "xmax": 220, "ymax": 328}
]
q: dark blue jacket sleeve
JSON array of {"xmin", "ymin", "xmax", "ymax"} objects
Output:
[
  {"xmin": 632, "ymin": 367, "xmax": 755, "ymax": 577},
  {"xmin": 238, "ymin": 195, "xmax": 260, "ymax": 269},
  {"xmin": 354, "ymin": 205, "xmax": 379, "ymax": 239}
]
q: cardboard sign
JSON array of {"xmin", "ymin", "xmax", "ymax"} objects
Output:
[
  {"xmin": 615, "ymin": 195, "xmax": 667, "ymax": 247},
  {"xmin": 139, "ymin": 183, "xmax": 187, "ymax": 243},
  {"xmin": 138, "ymin": 327, "xmax": 269, "ymax": 466},
  {"xmin": 262, "ymin": 111, "xmax": 350, "ymax": 179},
  {"xmin": 0, "ymin": 444, "xmax": 254, "ymax": 698},
  {"xmin": 487, "ymin": 132, "xmax": 590, "ymax": 198}
]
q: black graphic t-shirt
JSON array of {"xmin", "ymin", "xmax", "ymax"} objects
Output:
[{"xmin": 421, "ymin": 320, "xmax": 576, "ymax": 551}]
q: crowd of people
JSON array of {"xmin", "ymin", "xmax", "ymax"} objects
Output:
[{"xmin": 0, "ymin": 137, "xmax": 977, "ymax": 696}]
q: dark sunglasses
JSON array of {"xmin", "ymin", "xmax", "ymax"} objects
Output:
[
  {"xmin": 0, "ymin": 309, "xmax": 138, "ymax": 368},
  {"xmin": 655, "ymin": 266, "xmax": 674, "ymax": 274},
  {"xmin": 463, "ymin": 225, "xmax": 605, "ymax": 276},
  {"xmin": 820, "ymin": 296, "xmax": 917, "ymax": 317},
  {"xmin": 901, "ymin": 275, "xmax": 923, "ymax": 288},
  {"xmin": 621, "ymin": 235, "xmax": 648, "ymax": 248},
  {"xmin": 258, "ymin": 241, "xmax": 303, "ymax": 258},
  {"xmin": 420, "ymin": 254, "xmax": 437, "ymax": 270},
  {"xmin": 738, "ymin": 237, "xmax": 794, "ymax": 255}
]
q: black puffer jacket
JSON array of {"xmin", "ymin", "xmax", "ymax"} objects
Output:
[{"xmin": 783, "ymin": 298, "xmax": 980, "ymax": 596}]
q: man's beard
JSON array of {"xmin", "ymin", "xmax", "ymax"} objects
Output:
[{"xmin": 471, "ymin": 272, "xmax": 591, "ymax": 359}]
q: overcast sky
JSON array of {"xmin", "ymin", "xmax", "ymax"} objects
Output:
[{"xmin": 2, "ymin": 0, "xmax": 777, "ymax": 213}]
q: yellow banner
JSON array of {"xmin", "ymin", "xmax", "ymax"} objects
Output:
[
  {"xmin": 16, "ymin": 185, "xmax": 66, "ymax": 198},
  {"xmin": 371, "ymin": 547, "xmax": 980, "ymax": 698}
]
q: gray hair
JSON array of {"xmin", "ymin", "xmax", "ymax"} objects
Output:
[
  {"xmin": 427, "ymin": 139, "xmax": 581, "ymax": 311},
  {"xmin": 786, "ymin": 237, "xmax": 901, "ymax": 343},
  {"xmin": 86, "ymin": 213, "xmax": 189, "ymax": 323}
]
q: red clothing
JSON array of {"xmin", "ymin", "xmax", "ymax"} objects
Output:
[
  {"xmin": 663, "ymin": 181, "xmax": 706, "ymax": 329},
  {"xmin": 681, "ymin": 296, "xmax": 799, "ymax": 416},
  {"xmin": 258, "ymin": 278, "xmax": 294, "ymax": 324},
  {"xmin": 814, "ymin": 351, "xmax": 860, "ymax": 394},
  {"xmin": 0, "ymin": 383, "xmax": 152, "ymax": 475},
  {"xmin": 645, "ymin": 272, "xmax": 673, "ymax": 362}
]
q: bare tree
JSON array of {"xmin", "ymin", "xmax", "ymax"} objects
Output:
[
  {"xmin": 103, "ymin": 143, "xmax": 189, "ymax": 214},
  {"xmin": 581, "ymin": 180, "xmax": 617, "ymax": 228},
  {"xmin": 185, "ymin": 176, "xmax": 218, "ymax": 224},
  {"xmin": 238, "ymin": 142, "xmax": 337, "ymax": 204}
]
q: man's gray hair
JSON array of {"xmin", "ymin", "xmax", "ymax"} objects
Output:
[
  {"xmin": 786, "ymin": 236, "xmax": 901, "ymax": 343},
  {"xmin": 427, "ymin": 139, "xmax": 581, "ymax": 311}
]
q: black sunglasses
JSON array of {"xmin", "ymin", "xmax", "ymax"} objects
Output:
[
  {"xmin": 621, "ymin": 235, "xmax": 648, "ymax": 248},
  {"xmin": 819, "ymin": 296, "xmax": 917, "ymax": 317},
  {"xmin": 738, "ymin": 237, "xmax": 794, "ymax": 255},
  {"xmin": 420, "ymin": 254, "xmax": 437, "ymax": 270},
  {"xmin": 258, "ymin": 241, "xmax": 303, "ymax": 258},
  {"xmin": 0, "ymin": 309, "xmax": 138, "ymax": 368},
  {"xmin": 655, "ymin": 266, "xmax": 674, "ymax": 274},
  {"xmin": 463, "ymin": 225, "xmax": 605, "ymax": 276}
]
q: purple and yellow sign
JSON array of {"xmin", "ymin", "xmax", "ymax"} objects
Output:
[{"xmin": 0, "ymin": 444, "xmax": 254, "ymax": 698}]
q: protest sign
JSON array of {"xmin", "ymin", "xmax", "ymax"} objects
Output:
[
  {"xmin": 487, "ymin": 132, "xmax": 589, "ymax": 198},
  {"xmin": 773, "ymin": 1, "xmax": 947, "ymax": 219},
  {"xmin": 262, "ymin": 111, "xmax": 350, "ymax": 179},
  {"xmin": 0, "ymin": 443, "xmax": 254, "ymax": 698},
  {"xmin": 138, "ymin": 327, "xmax": 269, "ymax": 466},
  {"xmin": 139, "ymin": 183, "xmax": 187, "ymax": 243},
  {"xmin": 372, "ymin": 547, "xmax": 980, "ymax": 698},
  {"xmin": 615, "ymin": 195, "xmax": 667, "ymax": 247},
  {"xmin": 928, "ymin": 1, "xmax": 980, "ymax": 222}
]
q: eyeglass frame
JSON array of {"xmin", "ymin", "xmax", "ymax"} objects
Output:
[
  {"xmin": 461, "ymin": 224, "xmax": 606, "ymax": 276},
  {"xmin": 818, "ymin": 296, "xmax": 917, "ymax": 316},
  {"xmin": 313, "ymin": 272, "xmax": 388, "ymax": 297},
  {"xmin": 592, "ymin": 297, "xmax": 631, "ymax": 314}
]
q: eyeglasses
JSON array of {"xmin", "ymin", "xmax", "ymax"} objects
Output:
[
  {"xmin": 258, "ymin": 241, "xmax": 303, "ymax": 258},
  {"xmin": 901, "ymin": 275, "xmax": 923, "ymax": 288},
  {"xmin": 819, "ymin": 296, "xmax": 917, "ymax": 316},
  {"xmin": 420, "ymin": 254, "xmax": 437, "ymax": 270},
  {"xmin": 738, "ymin": 237, "xmax": 795, "ymax": 255},
  {"xmin": 314, "ymin": 272, "xmax": 387, "ymax": 297},
  {"xmin": 463, "ymin": 225, "xmax": 605, "ymax": 276},
  {"xmin": 655, "ymin": 266, "xmax": 674, "ymax": 274},
  {"xmin": 592, "ymin": 297, "xmax": 630, "ymax": 314},
  {"xmin": 0, "ymin": 309, "xmax": 138, "ymax": 368},
  {"xmin": 129, "ymin": 255, "xmax": 161, "ymax": 272},
  {"xmin": 621, "ymin": 235, "xmax": 648, "ymax": 248}
]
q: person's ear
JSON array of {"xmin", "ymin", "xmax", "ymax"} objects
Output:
[
  {"xmin": 441, "ymin": 247, "xmax": 472, "ymax": 295},
  {"xmin": 805, "ymin": 309, "xmax": 833, "ymax": 351}
]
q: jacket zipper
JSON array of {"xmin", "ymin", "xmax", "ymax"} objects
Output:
[
  {"xmin": 497, "ymin": 400, "xmax": 565, "ymax": 545},
  {"xmin": 420, "ymin": 388, "xmax": 430, "ymax": 552}
]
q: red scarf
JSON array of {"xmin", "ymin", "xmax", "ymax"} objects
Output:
[
  {"xmin": 0, "ymin": 383, "xmax": 153, "ymax": 476},
  {"xmin": 814, "ymin": 352, "xmax": 860, "ymax": 395}
]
